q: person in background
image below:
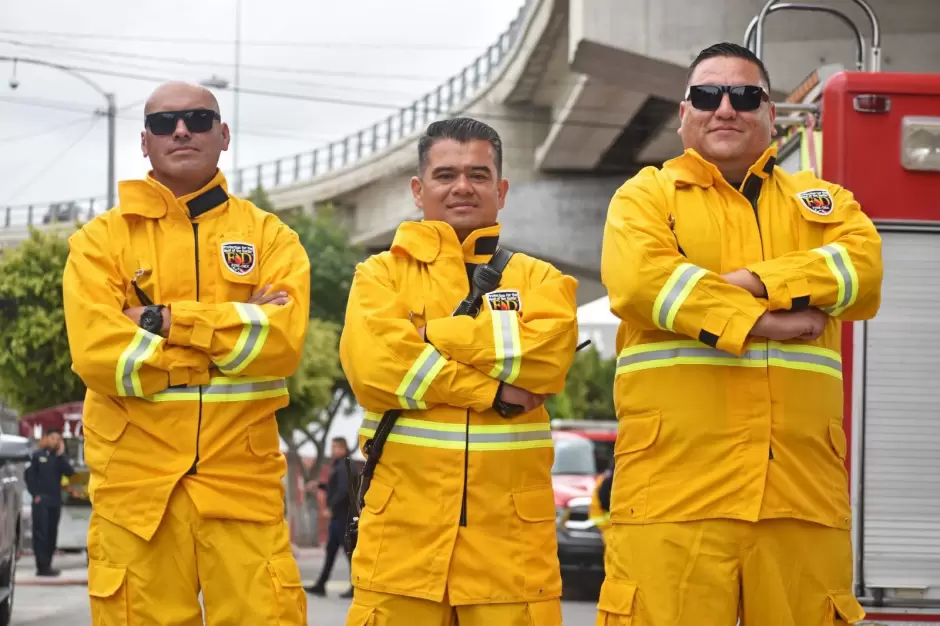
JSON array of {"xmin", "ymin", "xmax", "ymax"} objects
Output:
[
  {"xmin": 25, "ymin": 428, "xmax": 74, "ymax": 577},
  {"xmin": 306, "ymin": 436, "xmax": 354, "ymax": 599}
]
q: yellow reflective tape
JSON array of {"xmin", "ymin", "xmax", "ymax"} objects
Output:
[
  {"xmin": 489, "ymin": 310, "xmax": 523, "ymax": 384},
  {"xmin": 652, "ymin": 264, "xmax": 708, "ymax": 331},
  {"xmin": 814, "ymin": 243, "xmax": 859, "ymax": 316},
  {"xmin": 143, "ymin": 376, "xmax": 288, "ymax": 403},
  {"xmin": 358, "ymin": 417, "xmax": 553, "ymax": 452},
  {"xmin": 395, "ymin": 345, "xmax": 446, "ymax": 410},
  {"xmin": 116, "ymin": 328, "xmax": 162, "ymax": 397},
  {"xmin": 215, "ymin": 303, "xmax": 270, "ymax": 374}
]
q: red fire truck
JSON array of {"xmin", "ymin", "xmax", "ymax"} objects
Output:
[{"xmin": 746, "ymin": 2, "xmax": 940, "ymax": 623}]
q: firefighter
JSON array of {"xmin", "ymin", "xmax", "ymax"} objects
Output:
[
  {"xmin": 588, "ymin": 468, "xmax": 613, "ymax": 541},
  {"xmin": 341, "ymin": 117, "xmax": 579, "ymax": 626},
  {"xmin": 24, "ymin": 428, "xmax": 74, "ymax": 577},
  {"xmin": 62, "ymin": 81, "xmax": 310, "ymax": 624},
  {"xmin": 596, "ymin": 43, "xmax": 882, "ymax": 626}
]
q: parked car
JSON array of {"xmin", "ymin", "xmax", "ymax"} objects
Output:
[
  {"xmin": 0, "ymin": 425, "xmax": 31, "ymax": 625},
  {"xmin": 550, "ymin": 420, "xmax": 617, "ymax": 592}
]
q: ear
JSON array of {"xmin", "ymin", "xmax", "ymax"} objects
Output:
[
  {"xmin": 496, "ymin": 178, "xmax": 509, "ymax": 210},
  {"xmin": 677, "ymin": 101, "xmax": 688, "ymax": 133},
  {"xmin": 410, "ymin": 176, "xmax": 424, "ymax": 210},
  {"xmin": 141, "ymin": 131, "xmax": 150, "ymax": 158},
  {"xmin": 221, "ymin": 122, "xmax": 231, "ymax": 151},
  {"xmin": 768, "ymin": 101, "xmax": 777, "ymax": 138}
]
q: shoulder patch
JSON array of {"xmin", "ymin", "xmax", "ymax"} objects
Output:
[
  {"xmin": 221, "ymin": 242, "xmax": 257, "ymax": 275},
  {"xmin": 485, "ymin": 290, "xmax": 522, "ymax": 312},
  {"xmin": 796, "ymin": 189, "xmax": 834, "ymax": 216}
]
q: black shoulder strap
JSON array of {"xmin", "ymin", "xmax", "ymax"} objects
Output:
[{"xmin": 489, "ymin": 246, "xmax": 514, "ymax": 275}]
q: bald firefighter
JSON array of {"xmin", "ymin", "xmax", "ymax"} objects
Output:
[
  {"xmin": 341, "ymin": 117, "xmax": 579, "ymax": 626},
  {"xmin": 596, "ymin": 43, "xmax": 882, "ymax": 625},
  {"xmin": 63, "ymin": 81, "xmax": 309, "ymax": 624}
]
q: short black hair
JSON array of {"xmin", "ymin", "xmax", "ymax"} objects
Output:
[
  {"xmin": 688, "ymin": 42, "xmax": 772, "ymax": 94},
  {"xmin": 331, "ymin": 436, "xmax": 348, "ymax": 452},
  {"xmin": 417, "ymin": 117, "xmax": 503, "ymax": 178}
]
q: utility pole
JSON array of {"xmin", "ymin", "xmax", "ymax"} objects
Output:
[
  {"xmin": 233, "ymin": 0, "xmax": 242, "ymax": 177},
  {"xmin": 105, "ymin": 93, "xmax": 116, "ymax": 209}
]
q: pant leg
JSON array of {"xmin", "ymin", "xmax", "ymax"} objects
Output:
[
  {"xmin": 345, "ymin": 587, "xmax": 455, "ymax": 626},
  {"xmin": 315, "ymin": 517, "xmax": 345, "ymax": 587},
  {"xmin": 740, "ymin": 519, "xmax": 867, "ymax": 626},
  {"xmin": 86, "ymin": 485, "xmax": 202, "ymax": 626},
  {"xmin": 31, "ymin": 501, "xmax": 51, "ymax": 572},
  {"xmin": 48, "ymin": 505, "xmax": 61, "ymax": 559},
  {"xmin": 456, "ymin": 599, "xmax": 562, "ymax": 626},
  {"xmin": 596, "ymin": 521, "xmax": 742, "ymax": 626},
  {"xmin": 195, "ymin": 489, "xmax": 307, "ymax": 626}
]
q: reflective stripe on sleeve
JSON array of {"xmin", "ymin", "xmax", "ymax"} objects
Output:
[
  {"xmin": 395, "ymin": 345, "xmax": 447, "ymax": 410},
  {"xmin": 115, "ymin": 328, "xmax": 163, "ymax": 397},
  {"xmin": 215, "ymin": 303, "xmax": 270, "ymax": 374},
  {"xmin": 358, "ymin": 416, "xmax": 553, "ymax": 451},
  {"xmin": 489, "ymin": 310, "xmax": 522, "ymax": 384},
  {"xmin": 813, "ymin": 243, "xmax": 859, "ymax": 316},
  {"xmin": 144, "ymin": 376, "xmax": 288, "ymax": 402},
  {"xmin": 652, "ymin": 263, "xmax": 708, "ymax": 330},
  {"xmin": 616, "ymin": 340, "xmax": 841, "ymax": 380}
]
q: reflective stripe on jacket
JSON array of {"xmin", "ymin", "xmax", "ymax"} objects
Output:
[
  {"xmin": 601, "ymin": 146, "xmax": 882, "ymax": 530},
  {"xmin": 63, "ymin": 170, "xmax": 310, "ymax": 541},
  {"xmin": 340, "ymin": 220, "xmax": 579, "ymax": 605}
]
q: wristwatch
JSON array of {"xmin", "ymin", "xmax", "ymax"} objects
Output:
[
  {"xmin": 492, "ymin": 382, "xmax": 526, "ymax": 419},
  {"xmin": 139, "ymin": 305, "xmax": 166, "ymax": 336}
]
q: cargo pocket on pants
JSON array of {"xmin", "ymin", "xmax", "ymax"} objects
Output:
[
  {"xmin": 595, "ymin": 578, "xmax": 637, "ymax": 626},
  {"xmin": 267, "ymin": 553, "xmax": 306, "ymax": 625},
  {"xmin": 88, "ymin": 560, "xmax": 128, "ymax": 626},
  {"xmin": 826, "ymin": 590, "xmax": 866, "ymax": 624},
  {"xmin": 346, "ymin": 602, "xmax": 378, "ymax": 626}
]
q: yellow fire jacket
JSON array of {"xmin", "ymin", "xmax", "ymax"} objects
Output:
[
  {"xmin": 62, "ymin": 170, "xmax": 310, "ymax": 541},
  {"xmin": 340, "ymin": 220, "xmax": 579, "ymax": 605},
  {"xmin": 601, "ymin": 146, "xmax": 882, "ymax": 530}
]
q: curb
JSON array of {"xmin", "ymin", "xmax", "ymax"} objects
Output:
[{"xmin": 17, "ymin": 576, "xmax": 88, "ymax": 587}]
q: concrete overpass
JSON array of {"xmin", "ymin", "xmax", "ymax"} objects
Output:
[{"xmin": 4, "ymin": 0, "xmax": 940, "ymax": 304}]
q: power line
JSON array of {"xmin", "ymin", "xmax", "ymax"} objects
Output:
[
  {"xmin": 0, "ymin": 115, "xmax": 93, "ymax": 142},
  {"xmin": 0, "ymin": 29, "xmax": 482, "ymax": 51}
]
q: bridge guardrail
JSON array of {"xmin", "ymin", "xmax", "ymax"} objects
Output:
[{"xmin": 1, "ymin": 0, "xmax": 538, "ymax": 231}]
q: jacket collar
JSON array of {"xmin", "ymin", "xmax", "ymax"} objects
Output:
[
  {"xmin": 390, "ymin": 220, "xmax": 501, "ymax": 264},
  {"xmin": 118, "ymin": 169, "xmax": 231, "ymax": 219},
  {"xmin": 664, "ymin": 146, "xmax": 778, "ymax": 189}
]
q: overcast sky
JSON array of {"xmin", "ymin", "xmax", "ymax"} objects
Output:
[{"xmin": 0, "ymin": 0, "xmax": 526, "ymax": 209}]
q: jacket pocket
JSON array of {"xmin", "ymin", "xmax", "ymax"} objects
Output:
[
  {"xmin": 595, "ymin": 578, "xmax": 637, "ymax": 626},
  {"xmin": 82, "ymin": 398, "xmax": 130, "ymax": 476},
  {"xmin": 826, "ymin": 590, "xmax": 865, "ymax": 624},
  {"xmin": 828, "ymin": 421, "xmax": 847, "ymax": 461},
  {"xmin": 88, "ymin": 559, "xmax": 128, "ymax": 626},
  {"xmin": 266, "ymin": 553, "xmax": 306, "ymax": 625},
  {"xmin": 346, "ymin": 602, "xmax": 377, "ymax": 626},
  {"xmin": 247, "ymin": 417, "xmax": 281, "ymax": 457},
  {"xmin": 615, "ymin": 411, "xmax": 661, "ymax": 456},
  {"xmin": 364, "ymin": 480, "xmax": 394, "ymax": 515},
  {"xmin": 512, "ymin": 485, "xmax": 556, "ymax": 522}
]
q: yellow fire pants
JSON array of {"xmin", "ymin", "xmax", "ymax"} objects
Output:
[
  {"xmin": 86, "ymin": 483, "xmax": 306, "ymax": 625},
  {"xmin": 346, "ymin": 587, "xmax": 562, "ymax": 626},
  {"xmin": 596, "ymin": 519, "xmax": 867, "ymax": 626}
]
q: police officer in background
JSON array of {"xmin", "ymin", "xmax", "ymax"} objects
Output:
[{"xmin": 25, "ymin": 429, "xmax": 74, "ymax": 577}]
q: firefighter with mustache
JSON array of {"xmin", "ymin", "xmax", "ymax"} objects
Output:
[
  {"xmin": 62, "ymin": 81, "xmax": 310, "ymax": 624},
  {"xmin": 597, "ymin": 43, "xmax": 882, "ymax": 625}
]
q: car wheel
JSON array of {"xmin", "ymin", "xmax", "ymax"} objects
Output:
[{"xmin": 0, "ymin": 549, "xmax": 16, "ymax": 626}]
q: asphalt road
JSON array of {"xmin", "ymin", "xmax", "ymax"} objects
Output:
[{"xmin": 12, "ymin": 552, "xmax": 600, "ymax": 625}]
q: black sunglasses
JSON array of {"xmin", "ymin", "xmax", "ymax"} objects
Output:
[
  {"xmin": 685, "ymin": 85, "xmax": 769, "ymax": 112},
  {"xmin": 145, "ymin": 108, "xmax": 221, "ymax": 136}
]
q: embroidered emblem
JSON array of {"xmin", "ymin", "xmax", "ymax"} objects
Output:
[
  {"xmin": 485, "ymin": 290, "xmax": 522, "ymax": 312},
  {"xmin": 796, "ymin": 189, "xmax": 834, "ymax": 216},
  {"xmin": 221, "ymin": 242, "xmax": 256, "ymax": 275}
]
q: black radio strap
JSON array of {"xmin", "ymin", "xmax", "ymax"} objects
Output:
[{"xmin": 348, "ymin": 246, "xmax": 515, "ymax": 517}]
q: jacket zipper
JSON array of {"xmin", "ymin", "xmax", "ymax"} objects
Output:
[
  {"xmin": 459, "ymin": 409, "xmax": 470, "ymax": 526},
  {"xmin": 187, "ymin": 222, "xmax": 203, "ymax": 475}
]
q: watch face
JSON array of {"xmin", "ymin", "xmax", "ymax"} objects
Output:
[{"xmin": 140, "ymin": 309, "xmax": 162, "ymax": 333}]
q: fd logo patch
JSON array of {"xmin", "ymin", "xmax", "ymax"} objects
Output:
[
  {"xmin": 796, "ymin": 189, "xmax": 834, "ymax": 216},
  {"xmin": 485, "ymin": 290, "xmax": 522, "ymax": 312},
  {"xmin": 221, "ymin": 242, "xmax": 256, "ymax": 275}
]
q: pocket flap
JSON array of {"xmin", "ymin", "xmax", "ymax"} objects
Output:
[
  {"xmin": 84, "ymin": 409, "xmax": 129, "ymax": 443},
  {"xmin": 88, "ymin": 560, "xmax": 126, "ymax": 598},
  {"xmin": 248, "ymin": 419, "xmax": 281, "ymax": 456},
  {"xmin": 346, "ymin": 603, "xmax": 377, "ymax": 626},
  {"xmin": 597, "ymin": 578, "xmax": 637, "ymax": 615},
  {"xmin": 511, "ymin": 485, "xmax": 556, "ymax": 522},
  {"xmin": 364, "ymin": 480, "xmax": 394, "ymax": 514},
  {"xmin": 615, "ymin": 412, "xmax": 661, "ymax": 456},
  {"xmin": 828, "ymin": 421, "xmax": 847, "ymax": 461},
  {"xmin": 828, "ymin": 590, "xmax": 866, "ymax": 623},
  {"xmin": 794, "ymin": 188, "xmax": 844, "ymax": 224},
  {"xmin": 268, "ymin": 554, "xmax": 303, "ymax": 588}
]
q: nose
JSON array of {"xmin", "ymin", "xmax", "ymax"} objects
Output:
[
  {"xmin": 715, "ymin": 93, "xmax": 737, "ymax": 119},
  {"xmin": 452, "ymin": 174, "xmax": 473, "ymax": 194},
  {"xmin": 173, "ymin": 118, "xmax": 191, "ymax": 139}
]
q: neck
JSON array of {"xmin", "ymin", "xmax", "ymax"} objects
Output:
[{"xmin": 152, "ymin": 169, "xmax": 217, "ymax": 198}]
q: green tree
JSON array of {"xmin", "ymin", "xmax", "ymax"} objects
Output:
[
  {"xmin": 248, "ymin": 184, "xmax": 274, "ymax": 212},
  {"xmin": 0, "ymin": 229, "xmax": 84, "ymax": 414},
  {"xmin": 545, "ymin": 345, "xmax": 617, "ymax": 421}
]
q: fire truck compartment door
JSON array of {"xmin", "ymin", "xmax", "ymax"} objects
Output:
[{"xmin": 861, "ymin": 228, "xmax": 940, "ymax": 599}]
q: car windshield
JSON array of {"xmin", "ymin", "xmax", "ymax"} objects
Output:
[{"xmin": 552, "ymin": 437, "xmax": 598, "ymax": 475}]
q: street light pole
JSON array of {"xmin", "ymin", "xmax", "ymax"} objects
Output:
[
  {"xmin": 233, "ymin": 0, "xmax": 242, "ymax": 177},
  {"xmin": 1, "ymin": 55, "xmax": 116, "ymax": 209}
]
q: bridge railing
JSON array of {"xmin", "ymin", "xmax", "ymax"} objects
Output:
[{"xmin": 1, "ymin": 0, "xmax": 537, "ymax": 231}]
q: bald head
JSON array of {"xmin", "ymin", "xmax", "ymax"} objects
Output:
[{"xmin": 144, "ymin": 81, "xmax": 220, "ymax": 116}]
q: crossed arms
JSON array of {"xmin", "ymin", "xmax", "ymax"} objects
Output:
[
  {"xmin": 338, "ymin": 256, "xmax": 580, "ymax": 415},
  {"xmin": 601, "ymin": 172, "xmax": 883, "ymax": 356},
  {"xmin": 63, "ymin": 219, "xmax": 311, "ymax": 398}
]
